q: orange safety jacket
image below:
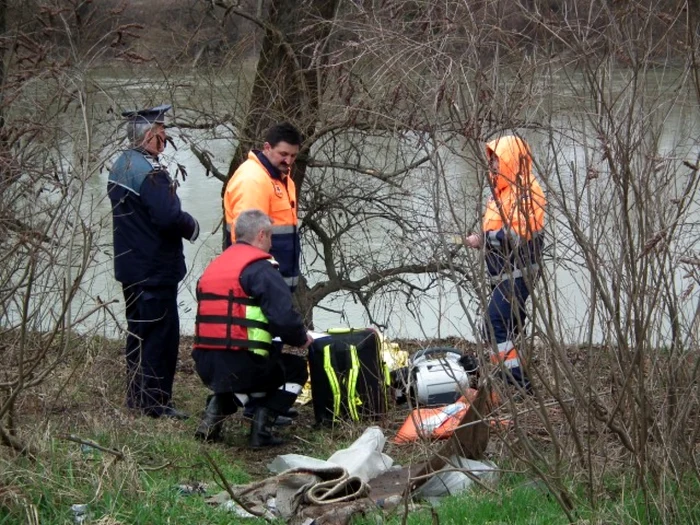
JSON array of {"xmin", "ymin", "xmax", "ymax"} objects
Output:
[
  {"xmin": 482, "ymin": 136, "xmax": 546, "ymax": 282},
  {"xmin": 224, "ymin": 151, "xmax": 300, "ymax": 290},
  {"xmin": 194, "ymin": 243, "xmax": 275, "ymax": 356}
]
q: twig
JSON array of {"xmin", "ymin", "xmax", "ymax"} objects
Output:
[
  {"xmin": 57, "ymin": 433, "xmax": 125, "ymax": 460},
  {"xmin": 293, "ymin": 434, "xmax": 314, "ymax": 445},
  {"xmin": 201, "ymin": 449, "xmax": 271, "ymax": 521},
  {"xmin": 679, "ymin": 256, "xmax": 700, "ymax": 266},
  {"xmin": 507, "ymin": 397, "xmax": 577, "ymax": 418},
  {"xmin": 0, "ymin": 423, "xmax": 38, "ymax": 459},
  {"xmin": 189, "ymin": 143, "xmax": 227, "ymax": 182},
  {"xmin": 139, "ymin": 461, "xmax": 172, "ymax": 472}
]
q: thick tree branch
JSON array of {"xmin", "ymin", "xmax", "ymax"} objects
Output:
[
  {"xmin": 189, "ymin": 143, "xmax": 227, "ymax": 182},
  {"xmin": 0, "ymin": 423, "xmax": 37, "ymax": 458}
]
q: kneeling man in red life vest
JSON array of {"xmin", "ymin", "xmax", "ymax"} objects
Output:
[{"xmin": 192, "ymin": 209, "xmax": 312, "ymax": 447}]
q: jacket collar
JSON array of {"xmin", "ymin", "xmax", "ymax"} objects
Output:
[
  {"xmin": 254, "ymin": 150, "xmax": 283, "ymax": 180},
  {"xmin": 134, "ymin": 146, "xmax": 158, "ymax": 161}
]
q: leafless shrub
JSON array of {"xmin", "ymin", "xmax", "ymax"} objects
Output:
[
  {"xmin": 0, "ymin": 0, "xmax": 696, "ymax": 520},
  {"xmin": 205, "ymin": 0, "xmax": 700, "ymax": 517},
  {"xmin": 0, "ymin": 0, "xmax": 145, "ymax": 454}
]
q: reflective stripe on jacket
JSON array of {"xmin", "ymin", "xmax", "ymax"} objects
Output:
[
  {"xmin": 194, "ymin": 243, "xmax": 275, "ymax": 356},
  {"xmin": 224, "ymin": 151, "xmax": 300, "ymax": 289},
  {"xmin": 482, "ymin": 136, "xmax": 546, "ymax": 279}
]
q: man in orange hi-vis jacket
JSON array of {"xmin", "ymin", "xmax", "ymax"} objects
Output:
[
  {"xmin": 224, "ymin": 123, "xmax": 302, "ymax": 292},
  {"xmin": 462, "ymin": 135, "xmax": 546, "ymax": 393}
]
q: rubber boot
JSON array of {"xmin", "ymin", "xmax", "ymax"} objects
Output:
[
  {"xmin": 248, "ymin": 407, "xmax": 285, "ymax": 448},
  {"xmin": 194, "ymin": 395, "xmax": 226, "ymax": 442},
  {"xmin": 243, "ymin": 399, "xmax": 294, "ymax": 426}
]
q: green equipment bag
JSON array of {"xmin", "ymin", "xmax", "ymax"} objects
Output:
[{"xmin": 309, "ymin": 327, "xmax": 389, "ymax": 426}]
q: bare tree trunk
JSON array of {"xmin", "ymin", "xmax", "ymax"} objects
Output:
[
  {"xmin": 225, "ymin": 0, "xmax": 338, "ymax": 187},
  {"xmin": 222, "ymin": 0, "xmax": 338, "ymax": 325}
]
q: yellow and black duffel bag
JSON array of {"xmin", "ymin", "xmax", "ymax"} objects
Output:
[{"xmin": 309, "ymin": 327, "xmax": 389, "ymax": 426}]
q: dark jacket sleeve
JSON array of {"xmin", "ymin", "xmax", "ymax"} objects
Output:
[
  {"xmin": 239, "ymin": 259, "xmax": 308, "ymax": 349},
  {"xmin": 139, "ymin": 170, "xmax": 198, "ymax": 240}
]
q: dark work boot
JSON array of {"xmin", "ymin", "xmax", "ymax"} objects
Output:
[
  {"xmin": 243, "ymin": 400, "xmax": 294, "ymax": 426},
  {"xmin": 271, "ymin": 415, "xmax": 293, "ymax": 427},
  {"xmin": 242, "ymin": 398, "xmax": 259, "ymax": 420},
  {"xmin": 195, "ymin": 395, "xmax": 226, "ymax": 442},
  {"xmin": 249, "ymin": 407, "xmax": 285, "ymax": 448}
]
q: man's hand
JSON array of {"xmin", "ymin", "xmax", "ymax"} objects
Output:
[
  {"xmin": 302, "ymin": 333, "xmax": 314, "ymax": 349},
  {"xmin": 463, "ymin": 233, "xmax": 483, "ymax": 249}
]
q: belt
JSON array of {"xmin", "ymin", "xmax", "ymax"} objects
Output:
[{"xmin": 489, "ymin": 264, "xmax": 539, "ymax": 284}]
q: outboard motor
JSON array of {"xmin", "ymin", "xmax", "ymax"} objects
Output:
[{"xmin": 392, "ymin": 347, "xmax": 479, "ymax": 406}]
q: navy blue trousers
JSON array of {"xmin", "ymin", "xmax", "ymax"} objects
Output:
[
  {"xmin": 484, "ymin": 276, "xmax": 534, "ymax": 390},
  {"xmin": 122, "ymin": 284, "xmax": 180, "ymax": 416},
  {"xmin": 192, "ymin": 349, "xmax": 308, "ymax": 415},
  {"xmin": 485, "ymin": 277, "xmax": 531, "ymax": 344}
]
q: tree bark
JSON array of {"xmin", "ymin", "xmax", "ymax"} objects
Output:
[
  {"xmin": 222, "ymin": 0, "xmax": 339, "ymax": 325},
  {"xmin": 225, "ymin": 0, "xmax": 339, "ymax": 190}
]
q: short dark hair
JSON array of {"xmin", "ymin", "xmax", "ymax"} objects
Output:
[{"xmin": 264, "ymin": 122, "xmax": 302, "ymax": 147}]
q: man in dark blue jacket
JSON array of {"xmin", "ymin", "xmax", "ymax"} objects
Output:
[{"xmin": 108, "ymin": 104, "xmax": 199, "ymax": 419}]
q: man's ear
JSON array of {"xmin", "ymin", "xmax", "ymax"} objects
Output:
[{"xmin": 142, "ymin": 126, "xmax": 155, "ymax": 143}]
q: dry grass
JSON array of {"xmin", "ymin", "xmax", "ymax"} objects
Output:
[
  {"xmin": 3, "ymin": 332, "xmax": 700, "ymax": 524},
  {"xmin": 2, "ymin": 334, "xmax": 627, "ymax": 476}
]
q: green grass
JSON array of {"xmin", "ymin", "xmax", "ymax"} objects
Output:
[
  {"xmin": 0, "ymin": 427, "xmax": 264, "ymax": 525},
  {"xmin": 4, "ymin": 423, "xmax": 700, "ymax": 525},
  {"xmin": 352, "ymin": 470, "xmax": 700, "ymax": 525},
  {"xmin": 3, "ymin": 338, "xmax": 700, "ymax": 524},
  {"xmin": 354, "ymin": 474, "xmax": 570, "ymax": 525},
  {"xmin": 590, "ymin": 473, "xmax": 700, "ymax": 525}
]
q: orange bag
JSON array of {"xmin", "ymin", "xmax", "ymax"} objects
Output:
[{"xmin": 392, "ymin": 389, "xmax": 478, "ymax": 444}]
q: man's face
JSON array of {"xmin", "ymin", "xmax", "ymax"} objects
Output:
[
  {"xmin": 260, "ymin": 228, "xmax": 273, "ymax": 253},
  {"xmin": 487, "ymin": 153, "xmax": 500, "ymax": 186},
  {"xmin": 143, "ymin": 123, "xmax": 167, "ymax": 155},
  {"xmin": 262, "ymin": 141, "xmax": 299, "ymax": 173}
]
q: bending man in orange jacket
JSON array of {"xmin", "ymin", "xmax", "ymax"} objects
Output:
[
  {"xmin": 224, "ymin": 123, "xmax": 302, "ymax": 292},
  {"xmin": 463, "ymin": 135, "xmax": 546, "ymax": 392}
]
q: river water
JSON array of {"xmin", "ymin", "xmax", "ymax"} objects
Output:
[
  {"xmin": 74, "ymin": 68, "xmax": 700, "ymax": 344},
  {"xmin": 84, "ymin": 124, "xmax": 480, "ymax": 340}
]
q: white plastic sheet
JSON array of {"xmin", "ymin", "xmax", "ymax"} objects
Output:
[
  {"xmin": 415, "ymin": 456, "xmax": 498, "ymax": 498},
  {"xmin": 267, "ymin": 426, "xmax": 393, "ymax": 483},
  {"xmin": 267, "ymin": 454, "xmax": 336, "ymax": 474},
  {"xmin": 326, "ymin": 426, "xmax": 394, "ymax": 482}
]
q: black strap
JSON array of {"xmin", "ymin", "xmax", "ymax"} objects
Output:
[
  {"xmin": 193, "ymin": 336, "xmax": 273, "ymax": 352},
  {"xmin": 196, "ymin": 314, "xmax": 269, "ymax": 331},
  {"xmin": 226, "ymin": 290, "xmax": 234, "ymax": 351},
  {"xmin": 330, "ymin": 342, "xmax": 351, "ymax": 374},
  {"xmin": 197, "ymin": 291, "xmax": 260, "ymax": 306}
]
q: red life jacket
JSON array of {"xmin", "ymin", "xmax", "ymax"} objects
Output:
[{"xmin": 194, "ymin": 243, "xmax": 274, "ymax": 356}]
